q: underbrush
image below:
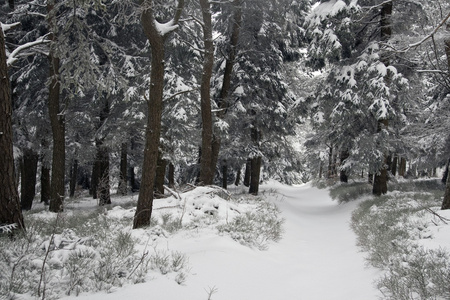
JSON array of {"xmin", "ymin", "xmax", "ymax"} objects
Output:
[
  {"xmin": 0, "ymin": 185, "xmax": 283, "ymax": 299},
  {"xmin": 347, "ymin": 179, "xmax": 450, "ymax": 299}
]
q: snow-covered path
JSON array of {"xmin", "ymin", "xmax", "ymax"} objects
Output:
[{"xmin": 64, "ymin": 182, "xmax": 381, "ymax": 300}]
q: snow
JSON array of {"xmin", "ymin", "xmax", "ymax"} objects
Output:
[
  {"xmin": 154, "ymin": 20, "xmax": 179, "ymax": 36},
  {"xmin": 59, "ymin": 182, "xmax": 381, "ymax": 300}
]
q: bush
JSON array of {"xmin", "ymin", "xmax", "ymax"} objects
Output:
[
  {"xmin": 218, "ymin": 200, "xmax": 284, "ymax": 250},
  {"xmin": 329, "ymin": 182, "xmax": 372, "ymax": 203}
]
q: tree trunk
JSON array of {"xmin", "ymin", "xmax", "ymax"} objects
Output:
[
  {"xmin": 222, "ymin": 159, "xmax": 228, "ymax": 189},
  {"xmin": 40, "ymin": 164, "xmax": 50, "ymax": 205},
  {"xmin": 168, "ymin": 162, "xmax": 175, "ymax": 188},
  {"xmin": 391, "ymin": 155, "xmax": 398, "ymax": 177},
  {"xmin": 373, "ymin": 2, "xmax": 392, "ymax": 196},
  {"xmin": 118, "ymin": 142, "xmax": 128, "ymax": 195},
  {"xmin": 442, "ymin": 159, "xmax": 450, "ymax": 210},
  {"xmin": 234, "ymin": 168, "xmax": 241, "ymax": 186},
  {"xmin": 244, "ymin": 158, "xmax": 251, "ymax": 187},
  {"xmin": 399, "ymin": 157, "xmax": 407, "ymax": 177},
  {"xmin": 0, "ymin": 27, "xmax": 25, "ymax": 232},
  {"xmin": 133, "ymin": 0, "xmax": 184, "ymax": 229},
  {"xmin": 48, "ymin": 2, "xmax": 65, "ymax": 212},
  {"xmin": 90, "ymin": 161, "xmax": 99, "ymax": 199},
  {"xmin": 154, "ymin": 151, "xmax": 167, "ymax": 197},
  {"xmin": 199, "ymin": 0, "xmax": 215, "ymax": 185},
  {"xmin": 8, "ymin": 0, "xmax": 14, "ymax": 9},
  {"xmin": 20, "ymin": 148, "xmax": 39, "ymax": 210},
  {"xmin": 69, "ymin": 159, "xmax": 78, "ymax": 198},
  {"xmin": 249, "ymin": 156, "xmax": 262, "ymax": 195},
  {"xmin": 319, "ymin": 160, "xmax": 323, "ymax": 179},
  {"xmin": 339, "ymin": 149, "xmax": 349, "ymax": 183},
  {"xmin": 97, "ymin": 145, "xmax": 110, "ymax": 205},
  {"xmin": 368, "ymin": 173, "xmax": 373, "ymax": 184}
]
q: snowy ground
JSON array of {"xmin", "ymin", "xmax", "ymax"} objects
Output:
[{"xmin": 60, "ymin": 181, "xmax": 381, "ymax": 300}]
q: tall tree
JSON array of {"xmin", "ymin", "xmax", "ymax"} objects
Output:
[
  {"xmin": 0, "ymin": 23, "xmax": 25, "ymax": 232},
  {"xmin": 198, "ymin": 0, "xmax": 215, "ymax": 185},
  {"xmin": 133, "ymin": 0, "xmax": 184, "ymax": 229}
]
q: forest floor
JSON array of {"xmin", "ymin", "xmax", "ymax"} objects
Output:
[{"xmin": 59, "ymin": 181, "xmax": 382, "ymax": 300}]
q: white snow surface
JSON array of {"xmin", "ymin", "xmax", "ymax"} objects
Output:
[{"xmin": 60, "ymin": 181, "xmax": 381, "ymax": 300}]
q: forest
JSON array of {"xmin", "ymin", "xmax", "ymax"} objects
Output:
[
  {"xmin": 1, "ymin": 0, "xmax": 450, "ymax": 230},
  {"xmin": 1, "ymin": 0, "xmax": 450, "ymax": 299}
]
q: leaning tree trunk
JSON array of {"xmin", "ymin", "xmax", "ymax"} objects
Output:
[
  {"xmin": 20, "ymin": 148, "xmax": 39, "ymax": 210},
  {"xmin": 0, "ymin": 27, "xmax": 25, "ymax": 232},
  {"xmin": 198, "ymin": 0, "xmax": 215, "ymax": 185},
  {"xmin": 373, "ymin": 2, "xmax": 392, "ymax": 196},
  {"xmin": 48, "ymin": 2, "xmax": 65, "ymax": 212},
  {"xmin": 133, "ymin": 0, "xmax": 184, "ymax": 229}
]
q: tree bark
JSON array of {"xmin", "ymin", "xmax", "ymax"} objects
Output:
[
  {"xmin": 442, "ymin": 159, "xmax": 450, "ymax": 210},
  {"xmin": 373, "ymin": 120, "xmax": 389, "ymax": 196},
  {"xmin": 40, "ymin": 164, "xmax": 50, "ymax": 205},
  {"xmin": 0, "ymin": 27, "xmax": 25, "ymax": 232},
  {"xmin": 118, "ymin": 142, "xmax": 128, "ymax": 195},
  {"xmin": 399, "ymin": 157, "xmax": 407, "ymax": 177},
  {"xmin": 168, "ymin": 162, "xmax": 175, "ymax": 188},
  {"xmin": 199, "ymin": 0, "xmax": 215, "ymax": 185},
  {"xmin": 391, "ymin": 155, "xmax": 398, "ymax": 177},
  {"xmin": 97, "ymin": 145, "xmax": 110, "ymax": 205},
  {"xmin": 327, "ymin": 146, "xmax": 333, "ymax": 178},
  {"xmin": 20, "ymin": 148, "xmax": 39, "ymax": 210},
  {"xmin": 222, "ymin": 159, "xmax": 228, "ymax": 189},
  {"xmin": 243, "ymin": 158, "xmax": 251, "ymax": 187},
  {"xmin": 249, "ymin": 156, "xmax": 262, "ymax": 195},
  {"xmin": 48, "ymin": 2, "xmax": 65, "ymax": 212},
  {"xmin": 234, "ymin": 168, "xmax": 241, "ymax": 186},
  {"xmin": 133, "ymin": 0, "xmax": 184, "ymax": 229}
]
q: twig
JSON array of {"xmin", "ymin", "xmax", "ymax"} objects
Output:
[{"xmin": 425, "ymin": 207, "xmax": 449, "ymax": 225}]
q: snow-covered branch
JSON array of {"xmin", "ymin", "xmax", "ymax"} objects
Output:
[
  {"xmin": 7, "ymin": 34, "xmax": 50, "ymax": 67},
  {"xmin": 1, "ymin": 22, "xmax": 21, "ymax": 33}
]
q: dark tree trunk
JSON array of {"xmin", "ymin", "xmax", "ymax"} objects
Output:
[
  {"xmin": 319, "ymin": 160, "xmax": 323, "ymax": 179},
  {"xmin": 129, "ymin": 166, "xmax": 138, "ymax": 193},
  {"xmin": 442, "ymin": 159, "xmax": 450, "ymax": 210},
  {"xmin": 168, "ymin": 162, "xmax": 175, "ymax": 188},
  {"xmin": 222, "ymin": 160, "xmax": 228, "ymax": 189},
  {"xmin": 391, "ymin": 156, "xmax": 398, "ymax": 177},
  {"xmin": 154, "ymin": 151, "xmax": 167, "ymax": 197},
  {"xmin": 97, "ymin": 145, "xmax": 110, "ymax": 205},
  {"xmin": 118, "ymin": 142, "xmax": 128, "ymax": 195},
  {"xmin": 399, "ymin": 157, "xmax": 407, "ymax": 177},
  {"xmin": 244, "ymin": 158, "xmax": 251, "ymax": 187},
  {"xmin": 8, "ymin": 0, "xmax": 14, "ymax": 9},
  {"xmin": 48, "ymin": 2, "xmax": 65, "ymax": 212},
  {"xmin": 0, "ymin": 28, "xmax": 25, "ymax": 232},
  {"xmin": 199, "ymin": 0, "xmax": 215, "ymax": 185},
  {"xmin": 339, "ymin": 149, "xmax": 349, "ymax": 183},
  {"xmin": 40, "ymin": 164, "xmax": 50, "ymax": 205},
  {"xmin": 373, "ymin": 121, "xmax": 389, "ymax": 196},
  {"xmin": 133, "ymin": 0, "xmax": 184, "ymax": 229},
  {"xmin": 234, "ymin": 168, "xmax": 241, "ymax": 186},
  {"xmin": 249, "ymin": 156, "xmax": 262, "ymax": 195},
  {"xmin": 368, "ymin": 173, "xmax": 373, "ymax": 184},
  {"xmin": 20, "ymin": 149, "xmax": 39, "ymax": 210},
  {"xmin": 373, "ymin": 2, "xmax": 392, "ymax": 196},
  {"xmin": 69, "ymin": 159, "xmax": 78, "ymax": 198}
]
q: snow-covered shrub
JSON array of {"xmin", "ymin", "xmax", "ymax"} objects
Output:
[
  {"xmin": 149, "ymin": 249, "xmax": 189, "ymax": 284},
  {"xmin": 350, "ymin": 182, "xmax": 450, "ymax": 299},
  {"xmin": 218, "ymin": 200, "xmax": 284, "ymax": 250},
  {"xmin": 329, "ymin": 181, "xmax": 372, "ymax": 203}
]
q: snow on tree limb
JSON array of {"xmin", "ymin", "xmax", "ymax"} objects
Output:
[
  {"xmin": 1, "ymin": 22, "xmax": 21, "ymax": 33},
  {"xmin": 6, "ymin": 35, "xmax": 50, "ymax": 67},
  {"xmin": 153, "ymin": 19, "xmax": 179, "ymax": 36}
]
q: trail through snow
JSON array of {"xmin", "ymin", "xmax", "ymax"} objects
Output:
[{"xmin": 63, "ymin": 182, "xmax": 381, "ymax": 300}]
